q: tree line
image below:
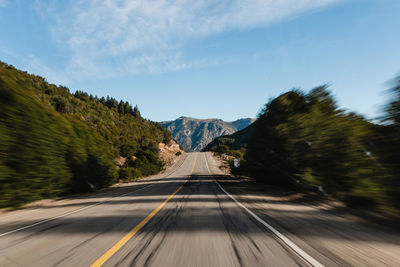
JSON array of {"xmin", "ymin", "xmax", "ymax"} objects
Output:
[
  {"xmin": 207, "ymin": 77, "xmax": 400, "ymax": 214},
  {"xmin": 0, "ymin": 61, "xmax": 172, "ymax": 208},
  {"xmin": 74, "ymin": 91, "xmax": 141, "ymax": 117}
]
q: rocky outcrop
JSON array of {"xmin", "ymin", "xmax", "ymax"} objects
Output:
[
  {"xmin": 160, "ymin": 117, "xmax": 255, "ymax": 152},
  {"xmin": 159, "ymin": 140, "xmax": 184, "ymax": 167}
]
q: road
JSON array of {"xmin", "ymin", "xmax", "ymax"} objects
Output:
[{"xmin": 0, "ymin": 152, "xmax": 399, "ymax": 266}]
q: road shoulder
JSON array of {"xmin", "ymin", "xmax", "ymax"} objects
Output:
[
  {"xmin": 0, "ymin": 153, "xmax": 188, "ymax": 235},
  {"xmin": 206, "ymin": 152, "xmax": 400, "ymax": 266}
]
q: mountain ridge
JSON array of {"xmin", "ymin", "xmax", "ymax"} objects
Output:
[{"xmin": 160, "ymin": 117, "xmax": 255, "ymax": 152}]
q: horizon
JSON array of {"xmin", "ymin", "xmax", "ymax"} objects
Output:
[
  {"xmin": 1, "ymin": 0, "xmax": 400, "ymax": 121},
  {"xmin": 160, "ymin": 116, "xmax": 256, "ymax": 123}
]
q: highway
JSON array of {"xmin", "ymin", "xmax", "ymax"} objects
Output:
[{"xmin": 0, "ymin": 152, "xmax": 399, "ymax": 266}]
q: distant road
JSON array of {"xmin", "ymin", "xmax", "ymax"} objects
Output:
[{"xmin": 0, "ymin": 152, "xmax": 399, "ymax": 266}]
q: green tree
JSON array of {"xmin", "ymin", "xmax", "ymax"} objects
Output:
[{"xmin": 133, "ymin": 105, "xmax": 141, "ymax": 118}]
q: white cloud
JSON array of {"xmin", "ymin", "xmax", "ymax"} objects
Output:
[{"xmin": 38, "ymin": 0, "xmax": 340, "ymax": 78}]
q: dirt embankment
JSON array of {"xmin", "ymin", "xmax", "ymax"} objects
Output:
[
  {"xmin": 159, "ymin": 140, "xmax": 184, "ymax": 167},
  {"xmin": 114, "ymin": 141, "xmax": 183, "ymax": 170}
]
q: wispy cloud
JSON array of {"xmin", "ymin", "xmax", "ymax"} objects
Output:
[
  {"xmin": 25, "ymin": 55, "xmax": 69, "ymax": 85},
  {"xmin": 37, "ymin": 0, "xmax": 340, "ymax": 78},
  {"xmin": 0, "ymin": 44, "xmax": 69, "ymax": 85}
]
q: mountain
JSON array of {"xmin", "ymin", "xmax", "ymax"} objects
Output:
[
  {"xmin": 203, "ymin": 121, "xmax": 256, "ymax": 152},
  {"xmin": 160, "ymin": 117, "xmax": 255, "ymax": 151},
  {"xmin": 0, "ymin": 61, "xmax": 174, "ymax": 208}
]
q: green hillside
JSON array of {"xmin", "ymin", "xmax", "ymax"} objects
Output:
[{"xmin": 0, "ymin": 61, "xmax": 171, "ymax": 208}]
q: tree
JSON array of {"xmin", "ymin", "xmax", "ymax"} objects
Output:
[
  {"xmin": 124, "ymin": 101, "xmax": 133, "ymax": 115},
  {"xmin": 384, "ymin": 75, "xmax": 400, "ymax": 126},
  {"xmin": 133, "ymin": 105, "xmax": 141, "ymax": 118},
  {"xmin": 105, "ymin": 96, "xmax": 118, "ymax": 109},
  {"xmin": 118, "ymin": 100, "xmax": 125, "ymax": 114},
  {"xmin": 74, "ymin": 90, "xmax": 89, "ymax": 101}
]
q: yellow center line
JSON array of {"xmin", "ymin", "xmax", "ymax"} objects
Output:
[{"xmin": 90, "ymin": 153, "xmax": 198, "ymax": 267}]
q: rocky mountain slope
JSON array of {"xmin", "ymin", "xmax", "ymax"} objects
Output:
[
  {"xmin": 204, "ymin": 121, "xmax": 256, "ymax": 152},
  {"xmin": 160, "ymin": 117, "xmax": 255, "ymax": 151}
]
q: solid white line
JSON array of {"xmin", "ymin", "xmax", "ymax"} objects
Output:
[
  {"xmin": 0, "ymin": 184, "xmax": 153, "ymax": 238},
  {"xmin": 203, "ymin": 153, "xmax": 324, "ymax": 267},
  {"xmin": 0, "ymin": 154, "xmax": 191, "ymax": 238}
]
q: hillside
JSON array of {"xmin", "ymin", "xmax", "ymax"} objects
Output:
[
  {"xmin": 205, "ymin": 86, "xmax": 400, "ymax": 214},
  {"xmin": 0, "ymin": 61, "xmax": 174, "ymax": 208},
  {"xmin": 160, "ymin": 117, "xmax": 255, "ymax": 151},
  {"xmin": 204, "ymin": 121, "xmax": 256, "ymax": 152}
]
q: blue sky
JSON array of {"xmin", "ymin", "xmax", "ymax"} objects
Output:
[{"xmin": 1, "ymin": 0, "xmax": 399, "ymax": 121}]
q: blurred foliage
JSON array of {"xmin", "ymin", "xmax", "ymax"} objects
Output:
[
  {"xmin": 208, "ymin": 81, "xmax": 400, "ymax": 214},
  {"xmin": 0, "ymin": 61, "xmax": 172, "ymax": 208}
]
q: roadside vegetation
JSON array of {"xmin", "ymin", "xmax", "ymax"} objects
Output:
[
  {"xmin": 207, "ymin": 78, "xmax": 400, "ymax": 214},
  {"xmin": 0, "ymin": 61, "xmax": 172, "ymax": 208}
]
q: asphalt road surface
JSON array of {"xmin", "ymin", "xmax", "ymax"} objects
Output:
[{"xmin": 0, "ymin": 152, "xmax": 399, "ymax": 266}]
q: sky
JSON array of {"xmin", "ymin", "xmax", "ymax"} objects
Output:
[{"xmin": 1, "ymin": 0, "xmax": 399, "ymax": 122}]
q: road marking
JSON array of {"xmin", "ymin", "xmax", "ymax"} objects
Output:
[
  {"xmin": 203, "ymin": 153, "xmax": 324, "ymax": 267},
  {"xmin": 90, "ymin": 153, "xmax": 198, "ymax": 267},
  {"xmin": 0, "ymin": 154, "xmax": 189, "ymax": 237},
  {"xmin": 0, "ymin": 184, "xmax": 153, "ymax": 238}
]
